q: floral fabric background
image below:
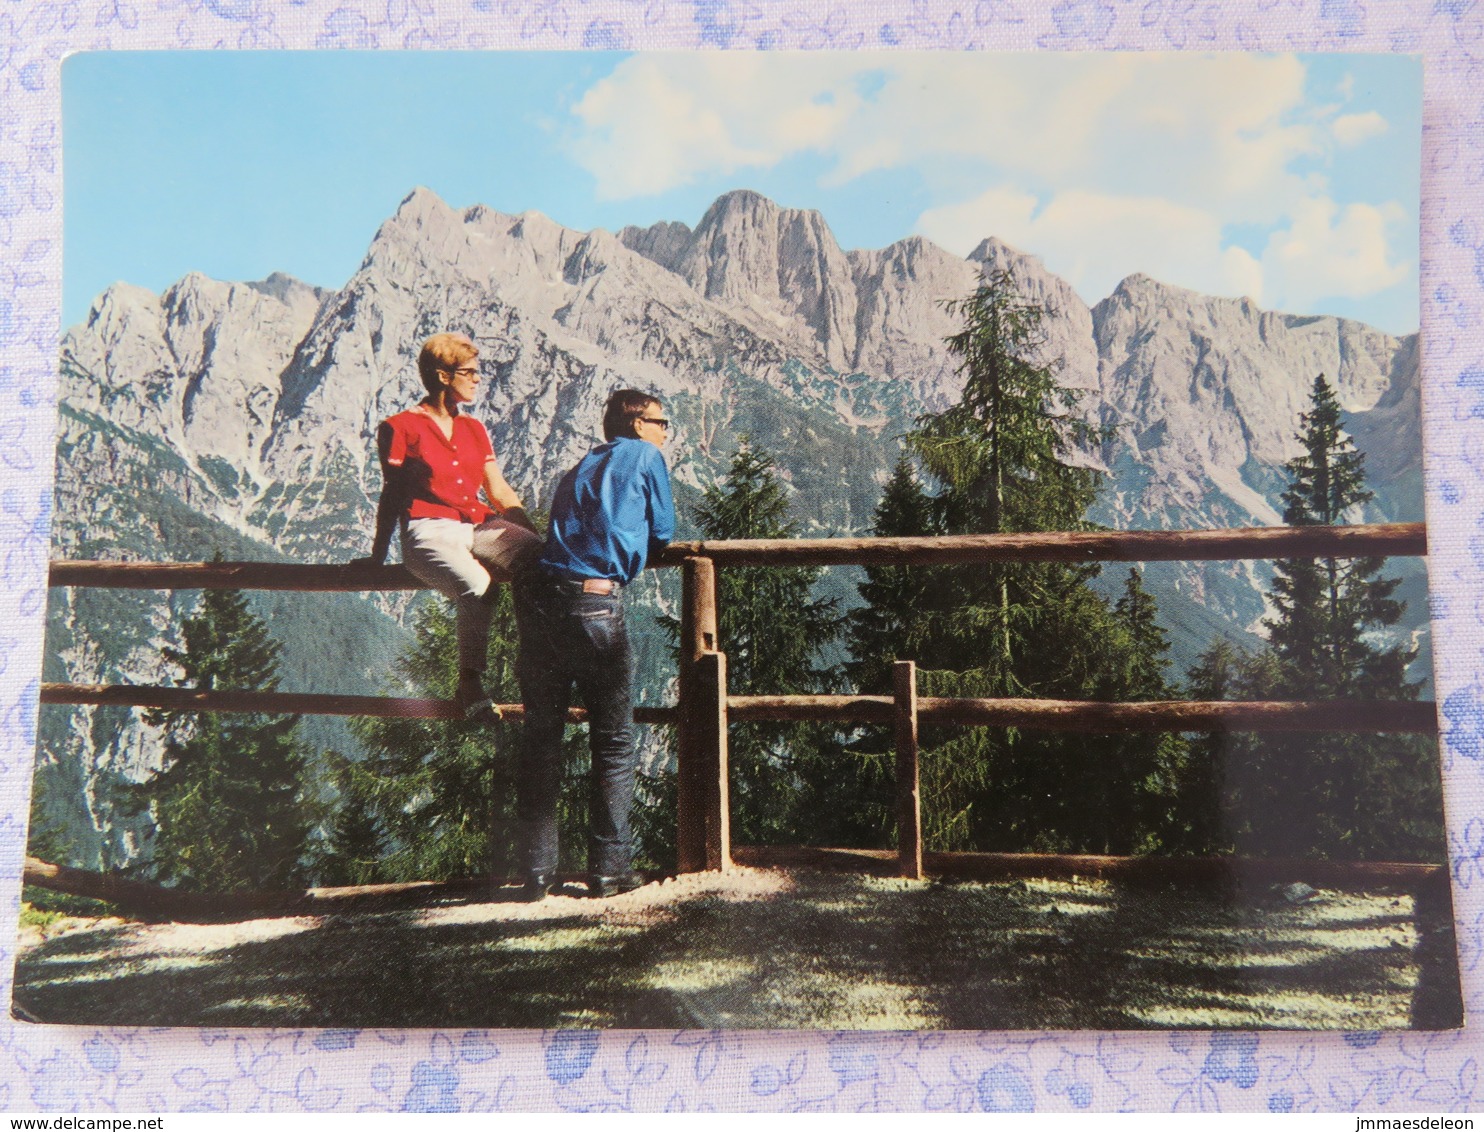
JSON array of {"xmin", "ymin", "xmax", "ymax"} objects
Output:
[{"xmin": 1, "ymin": 0, "xmax": 1482, "ymax": 1113}]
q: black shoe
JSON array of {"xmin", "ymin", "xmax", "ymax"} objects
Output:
[
  {"xmin": 456, "ymin": 672, "xmax": 503, "ymax": 724},
  {"xmin": 587, "ymin": 871, "xmax": 645, "ymax": 898},
  {"xmin": 521, "ymin": 874, "xmax": 554, "ymax": 902}
]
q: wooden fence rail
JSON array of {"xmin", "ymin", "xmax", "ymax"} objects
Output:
[
  {"xmin": 22, "ymin": 851, "xmax": 1447, "ymax": 919},
  {"xmin": 38, "ymin": 683, "xmax": 677, "ymax": 724},
  {"xmin": 659, "ymin": 522, "xmax": 1426, "ymax": 568},
  {"xmin": 46, "ymin": 522, "xmax": 1426, "ymax": 591},
  {"xmin": 39, "ymin": 683, "xmax": 1434, "ymax": 734},
  {"xmin": 724, "ymin": 694, "xmax": 1437, "ymax": 733},
  {"xmin": 37, "ymin": 520, "xmax": 1438, "ymax": 895}
]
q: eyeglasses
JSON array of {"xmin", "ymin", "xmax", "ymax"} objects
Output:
[
  {"xmin": 444, "ymin": 366, "xmax": 479, "ymax": 378},
  {"xmin": 640, "ymin": 417, "xmax": 670, "ymax": 429}
]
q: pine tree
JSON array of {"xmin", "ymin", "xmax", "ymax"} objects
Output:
[
  {"xmin": 694, "ymin": 443, "xmax": 840, "ymax": 700},
  {"xmin": 666, "ymin": 442, "xmax": 868, "ymax": 845},
  {"xmin": 1236, "ymin": 375, "xmax": 1442, "ymax": 859},
  {"xmin": 845, "ymin": 271, "xmax": 1198, "ymax": 854},
  {"xmin": 1268, "ymin": 374, "xmax": 1407, "ymax": 696},
  {"xmin": 1111, "ymin": 568, "xmax": 1171, "ymax": 700},
  {"xmin": 319, "ymin": 752, "xmax": 385, "ymax": 886},
  {"xmin": 845, "ymin": 454, "xmax": 941, "ymax": 695},
  {"xmin": 907, "ymin": 270, "xmax": 1105, "ymax": 688},
  {"xmin": 133, "ymin": 577, "xmax": 310, "ymax": 891},
  {"xmin": 1096, "ymin": 568, "xmax": 1193, "ymax": 854}
]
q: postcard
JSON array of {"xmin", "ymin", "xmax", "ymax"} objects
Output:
[{"xmin": 14, "ymin": 50, "xmax": 1457, "ymax": 1031}]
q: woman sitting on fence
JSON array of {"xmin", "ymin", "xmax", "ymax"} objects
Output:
[{"xmin": 361, "ymin": 332, "xmax": 542, "ymax": 722}]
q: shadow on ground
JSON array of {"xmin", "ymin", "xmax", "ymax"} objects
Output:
[{"xmin": 12, "ymin": 869, "xmax": 1463, "ymax": 1030}]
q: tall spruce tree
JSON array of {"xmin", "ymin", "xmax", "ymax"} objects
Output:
[
  {"xmin": 1097, "ymin": 568, "xmax": 1193, "ymax": 854},
  {"xmin": 846, "ymin": 271, "xmax": 1187, "ymax": 854},
  {"xmin": 844, "ymin": 454, "xmax": 939, "ymax": 695},
  {"xmin": 904, "ymin": 270, "xmax": 1106, "ymax": 689},
  {"xmin": 668, "ymin": 442, "xmax": 869, "ymax": 845},
  {"xmin": 1268, "ymin": 375, "xmax": 1408, "ymax": 695},
  {"xmin": 133, "ymin": 579, "xmax": 310, "ymax": 891},
  {"xmin": 1232, "ymin": 374, "xmax": 1442, "ymax": 859}
]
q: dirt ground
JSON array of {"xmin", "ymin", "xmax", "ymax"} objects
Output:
[{"xmin": 11, "ymin": 867, "xmax": 1463, "ymax": 1030}]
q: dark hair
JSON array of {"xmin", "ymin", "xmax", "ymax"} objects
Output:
[{"xmin": 603, "ymin": 389, "xmax": 659, "ymax": 441}]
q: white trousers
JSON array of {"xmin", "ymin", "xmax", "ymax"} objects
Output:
[{"xmin": 400, "ymin": 516, "xmax": 544, "ymax": 670}]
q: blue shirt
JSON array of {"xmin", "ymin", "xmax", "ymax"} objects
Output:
[{"xmin": 539, "ymin": 437, "xmax": 676, "ymax": 584}]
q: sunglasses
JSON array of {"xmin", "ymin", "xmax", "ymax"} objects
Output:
[{"xmin": 640, "ymin": 417, "xmax": 670, "ymax": 429}]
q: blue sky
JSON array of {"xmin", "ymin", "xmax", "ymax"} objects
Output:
[{"xmin": 65, "ymin": 51, "xmax": 1420, "ymax": 334}]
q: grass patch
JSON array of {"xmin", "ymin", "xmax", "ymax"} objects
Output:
[{"xmin": 21, "ymin": 886, "xmax": 119, "ymax": 919}]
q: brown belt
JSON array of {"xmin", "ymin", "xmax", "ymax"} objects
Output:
[{"xmin": 581, "ymin": 578, "xmax": 618, "ymax": 594}]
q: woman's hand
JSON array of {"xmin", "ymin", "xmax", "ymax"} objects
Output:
[{"xmin": 483, "ymin": 457, "xmax": 534, "ymax": 529}]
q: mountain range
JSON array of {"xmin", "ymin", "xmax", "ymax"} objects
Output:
[{"xmin": 38, "ymin": 186, "xmax": 1427, "ymax": 868}]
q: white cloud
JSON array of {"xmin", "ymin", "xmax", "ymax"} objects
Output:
[
  {"xmin": 566, "ymin": 53, "xmax": 1414, "ymax": 324},
  {"xmin": 570, "ymin": 53, "xmax": 1321, "ymax": 224},
  {"xmin": 1332, "ymin": 111, "xmax": 1389, "ymax": 147},
  {"xmin": 917, "ymin": 187, "xmax": 1264, "ymax": 305},
  {"xmin": 1261, "ymin": 197, "xmax": 1411, "ymax": 308},
  {"xmin": 917, "ymin": 186, "xmax": 1409, "ymax": 312},
  {"xmin": 568, "ymin": 55, "xmax": 865, "ymax": 198}
]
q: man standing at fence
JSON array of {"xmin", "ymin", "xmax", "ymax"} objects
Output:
[{"xmin": 514, "ymin": 390, "xmax": 675, "ymax": 901}]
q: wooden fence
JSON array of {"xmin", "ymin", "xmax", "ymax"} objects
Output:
[{"xmin": 36, "ymin": 521, "xmax": 1438, "ymax": 902}]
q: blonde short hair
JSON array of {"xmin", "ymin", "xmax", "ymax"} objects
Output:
[{"xmin": 417, "ymin": 333, "xmax": 478, "ymax": 395}]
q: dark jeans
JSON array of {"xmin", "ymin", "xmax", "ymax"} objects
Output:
[{"xmin": 513, "ymin": 573, "xmax": 637, "ymax": 878}]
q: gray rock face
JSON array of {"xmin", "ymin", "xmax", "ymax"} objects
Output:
[
  {"xmin": 1090, "ymin": 273, "xmax": 1418, "ymax": 532},
  {"xmin": 621, "ymin": 188, "xmax": 981, "ymax": 401}
]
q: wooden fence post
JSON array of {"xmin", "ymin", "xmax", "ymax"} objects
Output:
[
  {"xmin": 694, "ymin": 650, "xmax": 731, "ymax": 872},
  {"xmin": 677, "ymin": 557, "xmax": 727, "ymax": 872},
  {"xmin": 894, "ymin": 660, "xmax": 923, "ymax": 880},
  {"xmin": 680, "ymin": 555, "xmax": 718, "ymax": 657}
]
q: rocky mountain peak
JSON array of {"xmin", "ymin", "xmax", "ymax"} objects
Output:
[
  {"xmin": 694, "ymin": 187, "xmax": 782, "ymax": 230},
  {"xmin": 683, "ymin": 189, "xmax": 842, "ymax": 297},
  {"xmin": 362, "ymin": 186, "xmax": 469, "ymax": 270},
  {"xmin": 883, "ymin": 234, "xmax": 935, "ymax": 260},
  {"xmin": 966, "ymin": 235, "xmax": 1018, "ymax": 262},
  {"xmin": 616, "ymin": 218, "xmax": 693, "ymax": 268},
  {"xmin": 1102, "ymin": 272, "xmax": 1223, "ymax": 321},
  {"xmin": 612, "ymin": 188, "xmax": 858, "ymax": 369},
  {"xmin": 246, "ymin": 271, "xmax": 325, "ymax": 306},
  {"xmin": 394, "ymin": 185, "xmax": 451, "ymax": 223},
  {"xmin": 963, "ymin": 236, "xmax": 1099, "ymax": 389},
  {"xmin": 80, "ymin": 281, "xmax": 158, "ymax": 333}
]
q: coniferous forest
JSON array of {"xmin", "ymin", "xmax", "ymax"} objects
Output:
[{"xmin": 39, "ymin": 274, "xmax": 1445, "ymax": 888}]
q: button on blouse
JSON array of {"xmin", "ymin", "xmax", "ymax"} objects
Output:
[{"xmin": 377, "ymin": 410, "xmax": 497, "ymax": 524}]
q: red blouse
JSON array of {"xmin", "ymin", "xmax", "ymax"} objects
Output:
[{"xmin": 378, "ymin": 409, "xmax": 497, "ymax": 524}]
